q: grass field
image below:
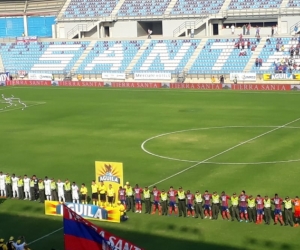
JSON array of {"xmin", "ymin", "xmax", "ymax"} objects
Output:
[{"xmin": 1, "ymin": 86, "xmax": 300, "ymax": 250}]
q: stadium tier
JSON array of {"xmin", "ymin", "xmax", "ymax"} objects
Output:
[
  {"xmin": 3, "ymin": 37, "xmax": 298, "ymax": 75},
  {"xmin": 64, "ymin": 0, "xmax": 118, "ymax": 18},
  {"xmin": 227, "ymin": 0, "xmax": 282, "ymax": 9},
  {"xmin": 170, "ymin": 0, "xmax": 224, "ymax": 15}
]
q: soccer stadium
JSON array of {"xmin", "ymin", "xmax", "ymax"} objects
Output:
[{"xmin": 0, "ymin": 0, "xmax": 300, "ymax": 249}]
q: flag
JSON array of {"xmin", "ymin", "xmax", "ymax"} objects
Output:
[{"xmin": 63, "ymin": 204, "xmax": 143, "ymax": 250}]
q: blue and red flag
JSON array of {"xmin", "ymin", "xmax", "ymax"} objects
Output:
[{"xmin": 63, "ymin": 204, "xmax": 143, "ymax": 250}]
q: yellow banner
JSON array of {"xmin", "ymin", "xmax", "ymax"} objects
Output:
[
  {"xmin": 45, "ymin": 201, "xmax": 120, "ymax": 223},
  {"xmin": 263, "ymin": 73, "xmax": 300, "ymax": 81},
  {"xmin": 95, "ymin": 161, "xmax": 124, "ymax": 205}
]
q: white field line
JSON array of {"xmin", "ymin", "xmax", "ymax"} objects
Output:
[
  {"xmin": 0, "ymin": 102, "xmax": 46, "ymax": 113},
  {"xmin": 28, "ymin": 227, "xmax": 63, "ymax": 245},
  {"xmin": 8, "ymin": 86, "xmax": 300, "ymax": 95},
  {"xmin": 146, "ymin": 117, "xmax": 300, "ymax": 187}
]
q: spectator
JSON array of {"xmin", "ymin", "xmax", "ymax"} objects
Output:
[
  {"xmin": 247, "ymin": 23, "xmax": 251, "ymax": 35},
  {"xmin": 294, "ymin": 25, "xmax": 298, "ymax": 36},
  {"xmin": 0, "ymin": 238, "xmax": 8, "ymax": 250},
  {"xmin": 276, "ymin": 43, "xmax": 280, "ymax": 52},
  {"xmin": 239, "ymin": 33, "xmax": 243, "ymax": 41},
  {"xmin": 256, "ymin": 26, "xmax": 260, "ymax": 37},
  {"xmin": 147, "ymin": 29, "xmax": 152, "ymax": 39},
  {"xmin": 255, "ymin": 58, "xmax": 259, "ymax": 67},
  {"xmin": 234, "ymin": 42, "xmax": 239, "ymax": 49},
  {"xmin": 281, "ymin": 44, "xmax": 285, "ymax": 52},
  {"xmin": 266, "ymin": 37, "xmax": 271, "ymax": 44},
  {"xmin": 242, "ymin": 24, "xmax": 246, "ymax": 35},
  {"xmin": 211, "ymin": 76, "xmax": 216, "ymax": 83},
  {"xmin": 220, "ymin": 75, "xmax": 224, "ymax": 84},
  {"xmin": 290, "ymin": 47, "xmax": 294, "ymax": 57},
  {"xmin": 259, "ymin": 58, "xmax": 263, "ymax": 67},
  {"xmin": 7, "ymin": 236, "xmax": 14, "ymax": 250},
  {"xmin": 295, "ymin": 48, "xmax": 299, "ymax": 57},
  {"xmin": 233, "ymin": 76, "xmax": 237, "ymax": 84},
  {"xmin": 247, "ymin": 40, "xmax": 250, "ymax": 49},
  {"xmin": 239, "ymin": 49, "xmax": 246, "ymax": 56},
  {"xmin": 271, "ymin": 26, "xmax": 274, "ymax": 37},
  {"xmin": 251, "ymin": 45, "xmax": 256, "ymax": 51},
  {"xmin": 256, "ymin": 35, "xmax": 260, "ymax": 42},
  {"xmin": 231, "ymin": 24, "xmax": 235, "ymax": 35},
  {"xmin": 241, "ymin": 40, "xmax": 245, "ymax": 49},
  {"xmin": 190, "ymin": 28, "xmax": 194, "ymax": 38}
]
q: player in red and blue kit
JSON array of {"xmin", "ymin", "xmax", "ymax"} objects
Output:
[
  {"xmin": 255, "ymin": 194, "xmax": 264, "ymax": 224},
  {"xmin": 271, "ymin": 193, "xmax": 284, "ymax": 225},
  {"xmin": 168, "ymin": 186, "xmax": 178, "ymax": 215},
  {"xmin": 151, "ymin": 186, "xmax": 161, "ymax": 215},
  {"xmin": 118, "ymin": 186, "xmax": 126, "ymax": 209},
  {"xmin": 220, "ymin": 191, "xmax": 231, "ymax": 220},
  {"xmin": 202, "ymin": 190, "xmax": 212, "ymax": 219},
  {"xmin": 186, "ymin": 190, "xmax": 195, "ymax": 217},
  {"xmin": 239, "ymin": 190, "xmax": 249, "ymax": 222},
  {"xmin": 134, "ymin": 184, "xmax": 143, "ymax": 213}
]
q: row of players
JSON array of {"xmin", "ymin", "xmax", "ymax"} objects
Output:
[{"xmin": 0, "ymin": 173, "xmax": 299, "ymax": 227}]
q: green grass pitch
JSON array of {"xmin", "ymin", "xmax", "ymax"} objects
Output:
[{"xmin": 1, "ymin": 86, "xmax": 300, "ymax": 250}]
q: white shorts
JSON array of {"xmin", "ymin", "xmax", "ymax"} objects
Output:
[
  {"xmin": 72, "ymin": 194, "xmax": 79, "ymax": 200},
  {"xmin": 45, "ymin": 189, "xmax": 51, "ymax": 196},
  {"xmin": 0, "ymin": 184, "xmax": 5, "ymax": 190},
  {"xmin": 24, "ymin": 186, "xmax": 30, "ymax": 192},
  {"xmin": 58, "ymin": 192, "xmax": 64, "ymax": 197}
]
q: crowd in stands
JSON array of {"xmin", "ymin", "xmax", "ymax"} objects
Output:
[{"xmin": 234, "ymin": 35, "xmax": 257, "ymax": 56}]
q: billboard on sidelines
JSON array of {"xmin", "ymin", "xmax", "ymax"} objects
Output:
[
  {"xmin": 134, "ymin": 72, "xmax": 171, "ymax": 80},
  {"xmin": 28, "ymin": 73, "xmax": 53, "ymax": 80},
  {"xmin": 263, "ymin": 73, "xmax": 300, "ymax": 81},
  {"xmin": 102, "ymin": 72, "xmax": 126, "ymax": 80},
  {"xmin": 45, "ymin": 201, "xmax": 120, "ymax": 223},
  {"xmin": 230, "ymin": 73, "xmax": 256, "ymax": 82},
  {"xmin": 95, "ymin": 161, "xmax": 123, "ymax": 205}
]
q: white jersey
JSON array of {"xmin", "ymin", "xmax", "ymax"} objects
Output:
[
  {"xmin": 0, "ymin": 174, "xmax": 6, "ymax": 185},
  {"xmin": 57, "ymin": 182, "xmax": 65, "ymax": 195},
  {"xmin": 72, "ymin": 185, "xmax": 79, "ymax": 198},
  {"xmin": 23, "ymin": 178, "xmax": 30, "ymax": 187},
  {"xmin": 12, "ymin": 242, "xmax": 26, "ymax": 250},
  {"xmin": 44, "ymin": 179, "xmax": 51, "ymax": 190},
  {"xmin": 12, "ymin": 177, "xmax": 19, "ymax": 186}
]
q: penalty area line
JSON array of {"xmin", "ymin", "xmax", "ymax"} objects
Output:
[
  {"xmin": 28, "ymin": 227, "xmax": 63, "ymax": 245},
  {"xmin": 148, "ymin": 116, "xmax": 300, "ymax": 187}
]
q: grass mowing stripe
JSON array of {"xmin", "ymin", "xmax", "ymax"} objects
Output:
[
  {"xmin": 28, "ymin": 227, "xmax": 63, "ymax": 245},
  {"xmin": 148, "ymin": 116, "xmax": 300, "ymax": 187}
]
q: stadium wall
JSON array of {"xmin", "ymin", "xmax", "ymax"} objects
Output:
[{"xmin": 280, "ymin": 16, "xmax": 300, "ymax": 34}]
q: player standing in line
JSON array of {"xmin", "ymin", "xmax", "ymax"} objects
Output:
[
  {"xmin": 91, "ymin": 180, "xmax": 99, "ymax": 206},
  {"xmin": 230, "ymin": 192, "xmax": 239, "ymax": 221},
  {"xmin": 202, "ymin": 190, "xmax": 212, "ymax": 219},
  {"xmin": 247, "ymin": 195, "xmax": 256, "ymax": 223},
  {"xmin": 98, "ymin": 181, "xmax": 107, "ymax": 207},
  {"xmin": 177, "ymin": 187, "xmax": 187, "ymax": 217},
  {"xmin": 293, "ymin": 196, "xmax": 300, "ymax": 227},
  {"xmin": 125, "ymin": 182, "xmax": 134, "ymax": 212},
  {"xmin": 143, "ymin": 186, "xmax": 151, "ymax": 214},
  {"xmin": 255, "ymin": 194, "xmax": 264, "ymax": 224},
  {"xmin": 186, "ymin": 190, "xmax": 195, "ymax": 217},
  {"xmin": 11, "ymin": 174, "xmax": 19, "ymax": 198},
  {"xmin": 50, "ymin": 178, "xmax": 58, "ymax": 201},
  {"xmin": 44, "ymin": 176, "xmax": 52, "ymax": 201},
  {"xmin": 151, "ymin": 186, "xmax": 161, "ymax": 215},
  {"xmin": 168, "ymin": 186, "xmax": 178, "ymax": 216},
  {"xmin": 23, "ymin": 175, "xmax": 31, "ymax": 200},
  {"xmin": 5, "ymin": 173, "xmax": 12, "ymax": 198},
  {"xmin": 134, "ymin": 184, "xmax": 143, "ymax": 213},
  {"xmin": 107, "ymin": 184, "xmax": 115, "ymax": 207},
  {"xmin": 239, "ymin": 190, "xmax": 248, "ymax": 222},
  {"xmin": 57, "ymin": 179, "xmax": 65, "ymax": 203},
  {"xmin": 212, "ymin": 191, "xmax": 220, "ymax": 220},
  {"xmin": 220, "ymin": 191, "xmax": 231, "ymax": 220},
  {"xmin": 0, "ymin": 171, "xmax": 6, "ymax": 197},
  {"xmin": 64, "ymin": 179, "xmax": 72, "ymax": 202},
  {"xmin": 263, "ymin": 195, "xmax": 272, "ymax": 225},
  {"xmin": 194, "ymin": 190, "xmax": 204, "ymax": 219},
  {"xmin": 17, "ymin": 175, "xmax": 24, "ymax": 200},
  {"xmin": 118, "ymin": 186, "xmax": 127, "ymax": 209},
  {"xmin": 80, "ymin": 183, "xmax": 87, "ymax": 204},
  {"xmin": 72, "ymin": 182, "xmax": 79, "ymax": 204},
  {"xmin": 283, "ymin": 196, "xmax": 293, "ymax": 227},
  {"xmin": 160, "ymin": 189, "xmax": 168, "ymax": 216},
  {"xmin": 271, "ymin": 193, "xmax": 284, "ymax": 226}
]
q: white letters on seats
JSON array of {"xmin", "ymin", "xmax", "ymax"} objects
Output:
[
  {"xmin": 139, "ymin": 42, "xmax": 191, "ymax": 71},
  {"xmin": 84, "ymin": 44, "xmax": 124, "ymax": 71},
  {"xmin": 31, "ymin": 44, "xmax": 82, "ymax": 71}
]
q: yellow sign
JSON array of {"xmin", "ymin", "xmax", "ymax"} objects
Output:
[
  {"xmin": 45, "ymin": 201, "xmax": 120, "ymax": 223},
  {"xmin": 95, "ymin": 161, "xmax": 124, "ymax": 205},
  {"xmin": 263, "ymin": 73, "xmax": 300, "ymax": 81}
]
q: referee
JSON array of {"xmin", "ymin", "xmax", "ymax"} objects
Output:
[
  {"xmin": 177, "ymin": 187, "xmax": 186, "ymax": 217},
  {"xmin": 98, "ymin": 181, "xmax": 107, "ymax": 207},
  {"xmin": 91, "ymin": 180, "xmax": 98, "ymax": 206},
  {"xmin": 107, "ymin": 184, "xmax": 115, "ymax": 207}
]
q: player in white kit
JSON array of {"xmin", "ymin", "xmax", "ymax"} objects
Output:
[
  {"xmin": 0, "ymin": 171, "xmax": 7, "ymax": 197},
  {"xmin": 44, "ymin": 176, "xmax": 52, "ymax": 201},
  {"xmin": 72, "ymin": 182, "xmax": 79, "ymax": 203},
  {"xmin": 23, "ymin": 175, "xmax": 31, "ymax": 200},
  {"xmin": 11, "ymin": 174, "xmax": 19, "ymax": 198},
  {"xmin": 57, "ymin": 179, "xmax": 65, "ymax": 203}
]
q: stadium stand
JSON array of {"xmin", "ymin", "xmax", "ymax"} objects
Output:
[
  {"xmin": 228, "ymin": 0, "xmax": 282, "ymax": 9},
  {"xmin": 64, "ymin": 0, "xmax": 119, "ymax": 18},
  {"xmin": 189, "ymin": 38, "xmax": 258, "ymax": 74},
  {"xmin": 132, "ymin": 39, "xmax": 200, "ymax": 72},
  {"xmin": 1, "ymin": 41, "xmax": 89, "ymax": 73},
  {"xmin": 170, "ymin": 0, "xmax": 225, "ymax": 15},
  {"xmin": 0, "ymin": 18, "xmax": 24, "ymax": 38},
  {"xmin": 118, "ymin": 0, "xmax": 171, "ymax": 17},
  {"xmin": 28, "ymin": 16, "xmax": 56, "ymax": 37},
  {"xmin": 77, "ymin": 40, "xmax": 143, "ymax": 73}
]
